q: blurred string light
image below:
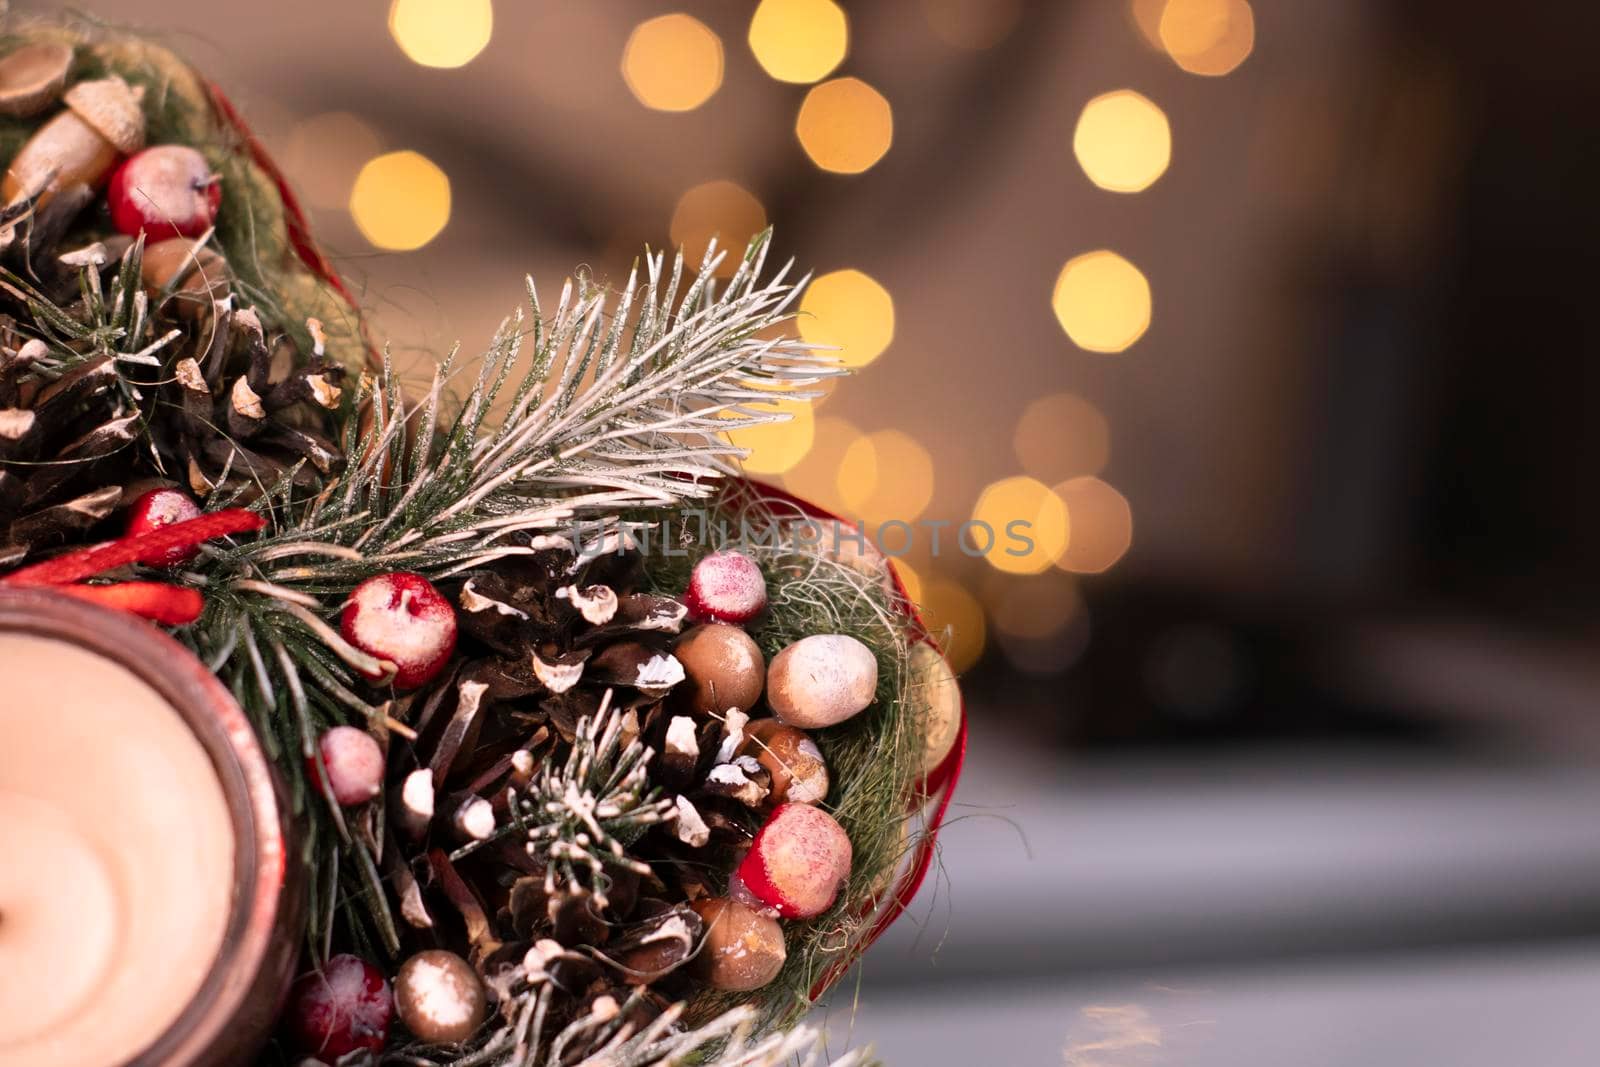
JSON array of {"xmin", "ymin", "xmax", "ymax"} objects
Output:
[
  {"xmin": 838, "ymin": 430, "xmax": 935, "ymax": 523},
  {"xmin": 921, "ymin": 578, "xmax": 986, "ymax": 672},
  {"xmin": 283, "ymin": 112, "xmax": 381, "ymax": 212},
  {"xmin": 749, "ymin": 0, "xmax": 848, "ymax": 84},
  {"xmin": 1052, "ymin": 250, "xmax": 1151, "ymax": 353},
  {"xmin": 1013, "ymin": 392, "xmax": 1110, "ymax": 483},
  {"xmin": 1133, "ymin": 0, "xmax": 1255, "ymax": 75},
  {"xmin": 971, "ymin": 475, "xmax": 1069, "ymax": 576},
  {"xmin": 919, "ymin": 0, "xmax": 1023, "ymax": 50},
  {"xmin": 350, "ymin": 150, "xmax": 450, "ymax": 251},
  {"xmin": 722, "ymin": 396, "xmax": 814, "ymax": 474},
  {"xmin": 1054, "ymin": 476, "xmax": 1133, "ymax": 573},
  {"xmin": 622, "ymin": 14, "xmax": 724, "ymax": 112},
  {"xmin": 798, "ymin": 269, "xmax": 894, "ymax": 367},
  {"xmin": 1073, "ymin": 90, "xmax": 1171, "ymax": 193},
  {"xmin": 388, "ymin": 0, "xmax": 493, "ymax": 68},
  {"xmin": 782, "ymin": 413, "xmax": 863, "ymax": 515},
  {"xmin": 670, "ymin": 180, "xmax": 767, "ymax": 278},
  {"xmin": 796, "ymin": 77, "xmax": 893, "ymax": 174},
  {"xmin": 986, "ymin": 570, "xmax": 1090, "ymax": 675}
]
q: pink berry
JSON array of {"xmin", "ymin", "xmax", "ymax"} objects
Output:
[
  {"xmin": 340, "ymin": 572, "xmax": 457, "ymax": 689},
  {"xmin": 737, "ymin": 802, "xmax": 852, "ymax": 919},
  {"xmin": 125, "ymin": 487, "xmax": 203, "ymax": 565},
  {"xmin": 107, "ymin": 145, "xmax": 221, "ymax": 240},
  {"xmin": 684, "ymin": 551, "xmax": 767, "ymax": 624},
  {"xmin": 310, "ymin": 726, "xmax": 384, "ymax": 807},
  {"xmin": 286, "ymin": 953, "xmax": 392, "ymax": 1059}
]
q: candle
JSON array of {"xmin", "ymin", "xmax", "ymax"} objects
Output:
[{"xmin": 0, "ymin": 589, "xmax": 299, "ymax": 1067}]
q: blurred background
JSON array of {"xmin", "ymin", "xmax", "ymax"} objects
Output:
[{"xmin": 22, "ymin": 0, "xmax": 1600, "ymax": 1062}]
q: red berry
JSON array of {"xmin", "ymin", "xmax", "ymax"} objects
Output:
[
  {"xmin": 340, "ymin": 572, "xmax": 457, "ymax": 689},
  {"xmin": 286, "ymin": 953, "xmax": 392, "ymax": 1059},
  {"xmin": 107, "ymin": 145, "xmax": 220, "ymax": 240},
  {"xmin": 310, "ymin": 726, "xmax": 384, "ymax": 807},
  {"xmin": 736, "ymin": 802, "xmax": 852, "ymax": 919},
  {"xmin": 684, "ymin": 551, "xmax": 767, "ymax": 624},
  {"xmin": 125, "ymin": 488, "xmax": 202, "ymax": 565}
]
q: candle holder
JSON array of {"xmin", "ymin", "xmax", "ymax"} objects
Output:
[{"xmin": 0, "ymin": 587, "xmax": 302, "ymax": 1067}]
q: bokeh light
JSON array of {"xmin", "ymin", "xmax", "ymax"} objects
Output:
[
  {"xmin": 839, "ymin": 430, "xmax": 935, "ymax": 523},
  {"xmin": 749, "ymin": 0, "xmax": 848, "ymax": 84},
  {"xmin": 622, "ymin": 14, "xmax": 724, "ymax": 112},
  {"xmin": 1159, "ymin": 0, "xmax": 1255, "ymax": 76},
  {"xmin": 1054, "ymin": 476, "xmax": 1134, "ymax": 573},
  {"xmin": 1129, "ymin": 0, "xmax": 1168, "ymax": 49},
  {"xmin": 350, "ymin": 150, "xmax": 451, "ymax": 251},
  {"xmin": 986, "ymin": 570, "xmax": 1081, "ymax": 640},
  {"xmin": 972, "ymin": 475, "xmax": 1070, "ymax": 575},
  {"xmin": 1013, "ymin": 392, "xmax": 1110, "ymax": 484},
  {"xmin": 1052, "ymin": 251, "xmax": 1151, "ymax": 353},
  {"xmin": 670, "ymin": 180, "xmax": 767, "ymax": 278},
  {"xmin": 1073, "ymin": 90, "xmax": 1171, "ymax": 193},
  {"xmin": 283, "ymin": 112, "xmax": 381, "ymax": 212},
  {"xmin": 892, "ymin": 557, "xmax": 925, "ymax": 607},
  {"xmin": 796, "ymin": 77, "xmax": 894, "ymax": 174},
  {"xmin": 799, "ymin": 269, "xmax": 895, "ymax": 367},
  {"xmin": 920, "ymin": 0, "xmax": 1023, "ymax": 50},
  {"xmin": 782, "ymin": 413, "xmax": 864, "ymax": 515},
  {"xmin": 723, "ymin": 396, "xmax": 815, "ymax": 474},
  {"xmin": 388, "ymin": 0, "xmax": 493, "ymax": 69},
  {"xmin": 921, "ymin": 579, "xmax": 987, "ymax": 672}
]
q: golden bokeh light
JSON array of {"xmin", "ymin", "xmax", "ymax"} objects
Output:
[
  {"xmin": 670, "ymin": 180, "xmax": 767, "ymax": 278},
  {"xmin": 723, "ymin": 396, "xmax": 814, "ymax": 474},
  {"xmin": 749, "ymin": 0, "xmax": 849, "ymax": 84},
  {"xmin": 350, "ymin": 150, "xmax": 451, "ymax": 251},
  {"xmin": 1054, "ymin": 476, "xmax": 1134, "ymax": 573},
  {"xmin": 838, "ymin": 430, "xmax": 935, "ymax": 523},
  {"xmin": 892, "ymin": 557, "xmax": 924, "ymax": 607},
  {"xmin": 1013, "ymin": 392, "xmax": 1110, "ymax": 484},
  {"xmin": 1073, "ymin": 90, "xmax": 1171, "ymax": 193},
  {"xmin": 283, "ymin": 112, "xmax": 381, "ymax": 212},
  {"xmin": 920, "ymin": 0, "xmax": 1023, "ymax": 50},
  {"xmin": 1159, "ymin": 0, "xmax": 1255, "ymax": 76},
  {"xmin": 622, "ymin": 14, "xmax": 724, "ymax": 112},
  {"xmin": 972, "ymin": 475, "xmax": 1070, "ymax": 576},
  {"xmin": 799, "ymin": 269, "xmax": 895, "ymax": 368},
  {"xmin": 921, "ymin": 579, "xmax": 987, "ymax": 673},
  {"xmin": 782, "ymin": 413, "xmax": 863, "ymax": 515},
  {"xmin": 795, "ymin": 77, "xmax": 894, "ymax": 174},
  {"xmin": 1129, "ymin": 0, "xmax": 1168, "ymax": 49},
  {"xmin": 1052, "ymin": 251, "xmax": 1151, "ymax": 353},
  {"xmin": 388, "ymin": 0, "xmax": 493, "ymax": 68},
  {"xmin": 985, "ymin": 570, "xmax": 1082, "ymax": 640}
]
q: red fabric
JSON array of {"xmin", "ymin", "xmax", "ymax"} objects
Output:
[{"xmin": 52, "ymin": 581, "xmax": 205, "ymax": 624}]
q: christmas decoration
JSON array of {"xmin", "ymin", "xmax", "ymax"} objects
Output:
[
  {"xmin": 685, "ymin": 548, "xmax": 768, "ymax": 623},
  {"xmin": 767, "ymin": 633, "xmax": 880, "ymax": 728},
  {"xmin": 339, "ymin": 571, "xmax": 457, "ymax": 688},
  {"xmin": 106, "ymin": 144, "xmax": 220, "ymax": 239},
  {"xmin": 0, "ymin": 17, "xmax": 966, "ymax": 1067},
  {"xmin": 284, "ymin": 953, "xmax": 393, "ymax": 1059}
]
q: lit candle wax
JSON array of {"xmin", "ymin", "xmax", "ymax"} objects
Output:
[{"xmin": 0, "ymin": 631, "xmax": 235, "ymax": 1067}]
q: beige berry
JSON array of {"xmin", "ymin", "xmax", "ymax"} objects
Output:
[
  {"xmin": 394, "ymin": 949, "xmax": 486, "ymax": 1044},
  {"xmin": 741, "ymin": 719, "xmax": 829, "ymax": 805},
  {"xmin": 766, "ymin": 634, "xmax": 877, "ymax": 729}
]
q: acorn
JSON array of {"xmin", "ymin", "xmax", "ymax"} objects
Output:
[
  {"xmin": 1, "ymin": 75, "xmax": 145, "ymax": 208},
  {"xmin": 0, "ymin": 42, "xmax": 73, "ymax": 118},
  {"xmin": 140, "ymin": 237, "xmax": 230, "ymax": 317},
  {"xmin": 741, "ymin": 719, "xmax": 829, "ymax": 805},
  {"xmin": 673, "ymin": 623, "xmax": 764, "ymax": 716},
  {"xmin": 393, "ymin": 949, "xmax": 487, "ymax": 1045},
  {"xmin": 767, "ymin": 634, "xmax": 878, "ymax": 729},
  {"xmin": 687, "ymin": 897, "xmax": 786, "ymax": 992}
]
